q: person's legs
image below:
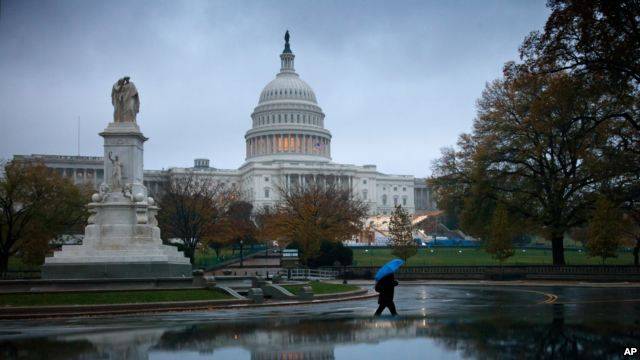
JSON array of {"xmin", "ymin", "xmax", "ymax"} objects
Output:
[
  {"xmin": 388, "ymin": 301, "xmax": 398, "ymax": 316},
  {"xmin": 374, "ymin": 303, "xmax": 386, "ymax": 316}
]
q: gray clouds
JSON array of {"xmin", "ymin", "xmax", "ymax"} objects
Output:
[{"xmin": 0, "ymin": 0, "xmax": 549, "ymax": 175}]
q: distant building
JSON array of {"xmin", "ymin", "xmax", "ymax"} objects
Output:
[
  {"xmin": 12, "ymin": 33, "xmax": 438, "ymax": 216},
  {"xmin": 12, "ymin": 154, "xmax": 104, "ymax": 188},
  {"xmin": 414, "ymin": 178, "xmax": 437, "ymax": 211}
]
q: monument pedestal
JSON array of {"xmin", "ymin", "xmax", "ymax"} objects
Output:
[{"xmin": 42, "ymin": 121, "xmax": 191, "ymax": 279}]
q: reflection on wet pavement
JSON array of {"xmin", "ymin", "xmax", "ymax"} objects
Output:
[{"xmin": 1, "ymin": 285, "xmax": 639, "ymax": 359}]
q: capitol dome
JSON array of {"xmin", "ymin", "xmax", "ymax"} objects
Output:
[
  {"xmin": 245, "ymin": 31, "xmax": 331, "ymax": 162},
  {"xmin": 258, "ymin": 76, "xmax": 317, "ymax": 104}
]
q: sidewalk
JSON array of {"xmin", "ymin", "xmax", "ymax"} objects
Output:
[{"xmin": 332, "ymin": 279, "xmax": 640, "ymax": 288}]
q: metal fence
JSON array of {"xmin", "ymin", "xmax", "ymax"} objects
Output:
[
  {"xmin": 0, "ymin": 270, "xmax": 41, "ymax": 280},
  {"xmin": 194, "ymin": 245, "xmax": 266, "ymax": 270},
  {"xmin": 328, "ymin": 265, "xmax": 640, "ymax": 281},
  {"xmin": 278, "ymin": 268, "xmax": 339, "ymax": 280}
]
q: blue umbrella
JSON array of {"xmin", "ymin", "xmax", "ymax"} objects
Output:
[{"xmin": 375, "ymin": 259, "xmax": 404, "ymax": 281}]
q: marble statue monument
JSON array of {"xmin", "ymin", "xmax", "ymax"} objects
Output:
[
  {"xmin": 111, "ymin": 76, "xmax": 140, "ymax": 123},
  {"xmin": 41, "ymin": 77, "xmax": 191, "ymax": 279}
]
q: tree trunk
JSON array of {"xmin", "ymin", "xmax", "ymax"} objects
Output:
[
  {"xmin": 184, "ymin": 246, "xmax": 195, "ymax": 265},
  {"xmin": 551, "ymin": 233, "xmax": 565, "ymax": 265},
  {"xmin": 633, "ymin": 237, "xmax": 639, "ymax": 266},
  {"xmin": 0, "ymin": 253, "xmax": 8, "ymax": 276}
]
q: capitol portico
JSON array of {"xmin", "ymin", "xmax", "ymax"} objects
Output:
[{"xmin": 14, "ymin": 32, "xmax": 436, "ymax": 216}]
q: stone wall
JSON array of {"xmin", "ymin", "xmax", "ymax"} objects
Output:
[{"xmin": 335, "ymin": 265, "xmax": 640, "ymax": 282}]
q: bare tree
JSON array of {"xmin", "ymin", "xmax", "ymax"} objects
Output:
[{"xmin": 157, "ymin": 173, "xmax": 238, "ymax": 264}]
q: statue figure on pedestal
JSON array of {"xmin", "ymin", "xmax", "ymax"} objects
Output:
[
  {"xmin": 108, "ymin": 151, "xmax": 123, "ymax": 190},
  {"xmin": 111, "ymin": 76, "xmax": 140, "ymax": 122}
]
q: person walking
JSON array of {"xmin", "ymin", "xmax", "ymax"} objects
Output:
[{"xmin": 374, "ymin": 273, "xmax": 398, "ymax": 316}]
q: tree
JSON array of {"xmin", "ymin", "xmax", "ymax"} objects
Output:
[
  {"xmin": 389, "ymin": 205, "xmax": 417, "ymax": 262},
  {"xmin": 267, "ymin": 182, "xmax": 368, "ymax": 265},
  {"xmin": 429, "ymin": 134, "xmax": 478, "ymax": 233},
  {"xmin": 253, "ymin": 205, "xmax": 280, "ymax": 256},
  {"xmin": 522, "ymin": 0, "xmax": 640, "ymax": 263},
  {"xmin": 522, "ymin": 0, "xmax": 640, "ymax": 95},
  {"xmin": 586, "ymin": 197, "xmax": 625, "ymax": 264},
  {"xmin": 219, "ymin": 201, "xmax": 256, "ymax": 257},
  {"xmin": 432, "ymin": 65, "xmax": 632, "ymax": 265},
  {"xmin": 286, "ymin": 239, "xmax": 353, "ymax": 268},
  {"xmin": 0, "ymin": 161, "xmax": 89, "ymax": 274},
  {"xmin": 157, "ymin": 174, "xmax": 237, "ymax": 264},
  {"xmin": 485, "ymin": 205, "xmax": 515, "ymax": 265},
  {"xmin": 626, "ymin": 209, "xmax": 640, "ymax": 266}
]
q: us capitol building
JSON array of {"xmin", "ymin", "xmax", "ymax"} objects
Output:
[{"xmin": 14, "ymin": 32, "xmax": 435, "ymax": 216}]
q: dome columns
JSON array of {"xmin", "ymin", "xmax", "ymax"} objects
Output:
[
  {"xmin": 245, "ymin": 132, "xmax": 331, "ymax": 159},
  {"xmin": 280, "ymin": 53, "xmax": 295, "ymax": 73}
]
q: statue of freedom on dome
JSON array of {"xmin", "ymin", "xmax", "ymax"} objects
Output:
[
  {"xmin": 283, "ymin": 30, "xmax": 292, "ymax": 54},
  {"xmin": 111, "ymin": 76, "xmax": 140, "ymax": 122}
]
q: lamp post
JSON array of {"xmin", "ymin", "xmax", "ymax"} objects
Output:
[
  {"xmin": 264, "ymin": 239, "xmax": 269, "ymax": 279},
  {"xmin": 240, "ymin": 239, "xmax": 244, "ymax": 268}
]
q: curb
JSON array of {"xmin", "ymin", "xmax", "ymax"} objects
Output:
[{"xmin": 0, "ymin": 288, "xmax": 376, "ymax": 320}]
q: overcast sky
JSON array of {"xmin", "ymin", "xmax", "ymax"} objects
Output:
[{"xmin": 0, "ymin": 0, "xmax": 549, "ymax": 176}]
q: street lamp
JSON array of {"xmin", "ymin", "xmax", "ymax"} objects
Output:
[{"xmin": 240, "ymin": 239, "xmax": 244, "ymax": 268}]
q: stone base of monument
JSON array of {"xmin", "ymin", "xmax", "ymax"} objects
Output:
[
  {"xmin": 41, "ymin": 190, "xmax": 192, "ymax": 279},
  {"xmin": 41, "ymin": 262, "xmax": 192, "ymax": 280},
  {"xmin": 41, "ymin": 120, "xmax": 192, "ymax": 280}
]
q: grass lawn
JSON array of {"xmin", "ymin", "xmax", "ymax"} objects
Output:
[
  {"xmin": 353, "ymin": 247, "xmax": 635, "ymax": 267},
  {"xmin": 0, "ymin": 289, "xmax": 232, "ymax": 307},
  {"xmin": 7, "ymin": 257, "xmax": 40, "ymax": 272},
  {"xmin": 282, "ymin": 281, "xmax": 360, "ymax": 295}
]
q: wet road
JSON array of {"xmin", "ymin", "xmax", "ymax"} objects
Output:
[{"xmin": 1, "ymin": 284, "xmax": 639, "ymax": 359}]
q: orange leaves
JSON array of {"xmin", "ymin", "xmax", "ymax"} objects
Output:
[
  {"xmin": 0, "ymin": 160, "xmax": 89, "ymax": 270},
  {"xmin": 261, "ymin": 183, "xmax": 368, "ymax": 264}
]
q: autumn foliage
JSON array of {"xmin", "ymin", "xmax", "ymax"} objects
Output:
[
  {"xmin": 0, "ymin": 161, "xmax": 89, "ymax": 273},
  {"xmin": 430, "ymin": 0, "xmax": 640, "ymax": 265},
  {"xmin": 263, "ymin": 182, "xmax": 368, "ymax": 265},
  {"xmin": 389, "ymin": 205, "xmax": 417, "ymax": 262},
  {"xmin": 586, "ymin": 197, "xmax": 626, "ymax": 264}
]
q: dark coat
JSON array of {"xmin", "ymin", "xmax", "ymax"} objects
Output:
[{"xmin": 375, "ymin": 274, "xmax": 398, "ymax": 304}]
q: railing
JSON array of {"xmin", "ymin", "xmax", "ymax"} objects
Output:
[
  {"xmin": 278, "ymin": 268, "xmax": 339, "ymax": 280},
  {"xmin": 1, "ymin": 270, "xmax": 41, "ymax": 280},
  {"xmin": 329, "ymin": 265, "xmax": 640, "ymax": 281},
  {"xmin": 194, "ymin": 245, "xmax": 266, "ymax": 270}
]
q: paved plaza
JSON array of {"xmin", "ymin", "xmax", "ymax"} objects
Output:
[{"xmin": 1, "ymin": 283, "xmax": 639, "ymax": 359}]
